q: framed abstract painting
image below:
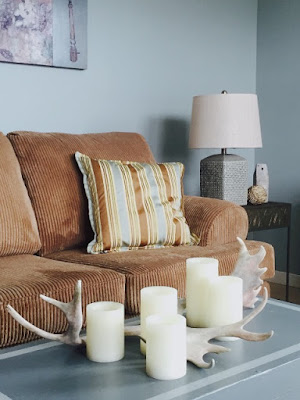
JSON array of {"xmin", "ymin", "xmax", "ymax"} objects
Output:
[{"xmin": 0, "ymin": 0, "xmax": 87, "ymax": 69}]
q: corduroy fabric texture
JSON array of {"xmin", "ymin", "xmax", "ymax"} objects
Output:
[
  {"xmin": 76, "ymin": 152, "xmax": 192, "ymax": 253},
  {"xmin": 46, "ymin": 240, "xmax": 275, "ymax": 315},
  {"xmin": 184, "ymin": 195, "xmax": 249, "ymax": 246},
  {"xmin": 0, "ymin": 254, "xmax": 125, "ymax": 348},
  {"xmin": 7, "ymin": 131, "xmax": 156, "ymax": 256},
  {"xmin": 0, "ymin": 133, "xmax": 41, "ymax": 256}
]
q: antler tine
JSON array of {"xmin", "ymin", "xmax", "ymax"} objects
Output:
[
  {"xmin": 124, "ymin": 325, "xmax": 141, "ymax": 337},
  {"xmin": 178, "ymin": 298, "xmax": 186, "ymax": 315},
  {"xmin": 236, "ymin": 236, "xmax": 248, "ymax": 253},
  {"xmin": 124, "ymin": 325, "xmax": 146, "ymax": 342},
  {"xmin": 256, "ymin": 245, "xmax": 267, "ymax": 263},
  {"xmin": 220, "ymin": 288, "xmax": 274, "ymax": 342},
  {"xmin": 40, "ymin": 280, "xmax": 82, "ymax": 313},
  {"xmin": 236, "ymin": 288, "xmax": 274, "ymax": 341},
  {"xmin": 186, "ymin": 330, "xmax": 230, "ymax": 368},
  {"xmin": 6, "ymin": 305, "xmax": 65, "ymax": 342},
  {"xmin": 6, "ymin": 280, "xmax": 83, "ymax": 345},
  {"xmin": 241, "ymin": 287, "xmax": 269, "ymax": 326},
  {"xmin": 186, "ymin": 349, "xmax": 216, "ymax": 369}
]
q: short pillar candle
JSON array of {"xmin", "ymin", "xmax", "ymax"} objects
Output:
[
  {"xmin": 205, "ymin": 276, "xmax": 243, "ymax": 328},
  {"xmin": 140, "ymin": 286, "xmax": 178, "ymax": 355},
  {"xmin": 86, "ymin": 301, "xmax": 124, "ymax": 363},
  {"xmin": 146, "ymin": 314, "xmax": 187, "ymax": 380},
  {"xmin": 186, "ymin": 257, "xmax": 219, "ymax": 327}
]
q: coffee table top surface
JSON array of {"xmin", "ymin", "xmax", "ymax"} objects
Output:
[{"xmin": 0, "ymin": 299, "xmax": 299, "ymax": 400}]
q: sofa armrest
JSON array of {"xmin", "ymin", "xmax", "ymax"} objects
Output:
[{"xmin": 184, "ymin": 195, "xmax": 249, "ymax": 246}]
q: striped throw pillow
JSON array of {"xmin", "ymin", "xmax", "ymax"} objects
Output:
[{"xmin": 75, "ymin": 152, "xmax": 193, "ymax": 254}]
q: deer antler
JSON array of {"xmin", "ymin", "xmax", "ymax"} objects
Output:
[
  {"xmin": 232, "ymin": 237, "xmax": 268, "ymax": 308},
  {"xmin": 6, "ymin": 280, "xmax": 83, "ymax": 345},
  {"xmin": 125, "ymin": 288, "xmax": 273, "ymax": 369},
  {"xmin": 6, "ymin": 280, "xmax": 273, "ymax": 369}
]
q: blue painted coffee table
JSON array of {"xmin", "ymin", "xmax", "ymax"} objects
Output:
[{"xmin": 0, "ymin": 299, "xmax": 299, "ymax": 400}]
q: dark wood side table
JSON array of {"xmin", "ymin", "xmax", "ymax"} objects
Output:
[{"xmin": 242, "ymin": 201, "xmax": 292, "ymax": 301}]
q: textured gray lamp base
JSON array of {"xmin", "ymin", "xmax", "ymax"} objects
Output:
[{"xmin": 200, "ymin": 154, "xmax": 248, "ymax": 205}]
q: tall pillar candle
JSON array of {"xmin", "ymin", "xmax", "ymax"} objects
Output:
[
  {"xmin": 186, "ymin": 257, "xmax": 219, "ymax": 327},
  {"xmin": 146, "ymin": 314, "xmax": 186, "ymax": 380},
  {"xmin": 86, "ymin": 301, "xmax": 124, "ymax": 362},
  {"xmin": 140, "ymin": 286, "xmax": 178, "ymax": 354}
]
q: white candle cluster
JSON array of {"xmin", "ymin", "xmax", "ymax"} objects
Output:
[{"xmin": 85, "ymin": 257, "xmax": 243, "ymax": 379}]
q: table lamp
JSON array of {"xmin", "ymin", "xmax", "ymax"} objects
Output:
[{"xmin": 189, "ymin": 91, "xmax": 262, "ymax": 205}]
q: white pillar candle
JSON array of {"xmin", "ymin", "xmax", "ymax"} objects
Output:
[
  {"xmin": 140, "ymin": 286, "xmax": 177, "ymax": 354},
  {"xmin": 146, "ymin": 314, "xmax": 186, "ymax": 380},
  {"xmin": 205, "ymin": 276, "xmax": 243, "ymax": 326},
  {"xmin": 205, "ymin": 276, "xmax": 243, "ymax": 341},
  {"xmin": 186, "ymin": 257, "xmax": 219, "ymax": 327},
  {"xmin": 86, "ymin": 301, "xmax": 124, "ymax": 363}
]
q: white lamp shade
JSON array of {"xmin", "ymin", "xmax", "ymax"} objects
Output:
[{"xmin": 189, "ymin": 93, "xmax": 262, "ymax": 149}]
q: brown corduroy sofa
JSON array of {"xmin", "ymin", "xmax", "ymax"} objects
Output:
[{"xmin": 0, "ymin": 131, "xmax": 275, "ymax": 348}]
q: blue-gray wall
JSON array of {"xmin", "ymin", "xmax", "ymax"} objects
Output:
[
  {"xmin": 256, "ymin": 0, "xmax": 300, "ymax": 274},
  {"xmin": 0, "ymin": 0, "xmax": 258, "ymax": 196}
]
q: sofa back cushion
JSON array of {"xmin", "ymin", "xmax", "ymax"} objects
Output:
[
  {"xmin": 0, "ymin": 133, "xmax": 41, "ymax": 256},
  {"xmin": 8, "ymin": 131, "xmax": 156, "ymax": 256}
]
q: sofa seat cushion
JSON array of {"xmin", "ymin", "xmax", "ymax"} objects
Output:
[
  {"xmin": 0, "ymin": 133, "xmax": 41, "ymax": 256},
  {"xmin": 46, "ymin": 240, "xmax": 275, "ymax": 315},
  {"xmin": 8, "ymin": 131, "xmax": 156, "ymax": 256},
  {"xmin": 0, "ymin": 255, "xmax": 125, "ymax": 348}
]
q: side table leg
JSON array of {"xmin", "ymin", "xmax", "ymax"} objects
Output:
[{"xmin": 286, "ymin": 226, "xmax": 291, "ymax": 302}]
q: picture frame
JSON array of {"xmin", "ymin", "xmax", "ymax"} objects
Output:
[{"xmin": 0, "ymin": 0, "xmax": 87, "ymax": 70}]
